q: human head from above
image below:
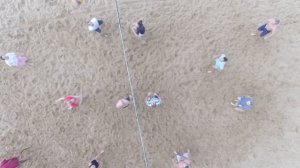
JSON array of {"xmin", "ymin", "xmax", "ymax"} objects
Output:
[
  {"xmin": 68, "ymin": 98, "xmax": 76, "ymax": 104},
  {"xmin": 270, "ymin": 18, "xmax": 280, "ymax": 25},
  {"xmin": 223, "ymin": 57, "xmax": 228, "ymax": 62},
  {"xmin": 274, "ymin": 18, "xmax": 280, "ymax": 25},
  {"xmin": 138, "ymin": 20, "xmax": 143, "ymax": 26},
  {"xmin": 0, "ymin": 55, "xmax": 5, "ymax": 60}
]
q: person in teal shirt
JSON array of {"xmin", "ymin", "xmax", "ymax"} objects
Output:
[
  {"xmin": 145, "ymin": 92, "xmax": 161, "ymax": 107},
  {"xmin": 208, "ymin": 54, "xmax": 228, "ymax": 73}
]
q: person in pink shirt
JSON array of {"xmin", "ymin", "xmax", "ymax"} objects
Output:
[
  {"xmin": 0, "ymin": 147, "xmax": 30, "ymax": 168},
  {"xmin": 116, "ymin": 95, "xmax": 133, "ymax": 109}
]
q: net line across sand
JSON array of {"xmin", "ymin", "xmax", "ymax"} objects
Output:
[{"xmin": 113, "ymin": 0, "xmax": 150, "ymax": 168}]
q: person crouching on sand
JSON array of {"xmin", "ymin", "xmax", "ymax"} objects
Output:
[
  {"xmin": 207, "ymin": 54, "xmax": 228, "ymax": 73},
  {"xmin": 88, "ymin": 18, "xmax": 104, "ymax": 33},
  {"xmin": 173, "ymin": 149, "xmax": 191, "ymax": 168},
  {"xmin": 145, "ymin": 92, "xmax": 161, "ymax": 108},
  {"xmin": 116, "ymin": 95, "xmax": 133, "ymax": 109},
  {"xmin": 89, "ymin": 150, "xmax": 104, "ymax": 168},
  {"xmin": 251, "ymin": 18, "xmax": 280, "ymax": 39},
  {"xmin": 1, "ymin": 52, "xmax": 27, "ymax": 67},
  {"xmin": 132, "ymin": 20, "xmax": 145, "ymax": 39},
  {"xmin": 56, "ymin": 95, "xmax": 82, "ymax": 110},
  {"xmin": 231, "ymin": 95, "xmax": 254, "ymax": 112}
]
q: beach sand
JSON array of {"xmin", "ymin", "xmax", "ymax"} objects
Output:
[{"xmin": 0, "ymin": 0, "xmax": 299, "ymax": 167}]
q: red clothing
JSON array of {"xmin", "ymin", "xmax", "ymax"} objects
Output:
[
  {"xmin": 0, "ymin": 157, "xmax": 19, "ymax": 168},
  {"xmin": 64, "ymin": 96, "xmax": 80, "ymax": 108}
]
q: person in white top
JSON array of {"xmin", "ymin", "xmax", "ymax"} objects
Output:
[
  {"xmin": 88, "ymin": 18, "xmax": 104, "ymax": 33},
  {"xmin": 0, "ymin": 52, "xmax": 27, "ymax": 67},
  {"xmin": 173, "ymin": 149, "xmax": 191, "ymax": 168}
]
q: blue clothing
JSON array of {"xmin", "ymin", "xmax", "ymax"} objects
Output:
[
  {"xmin": 258, "ymin": 24, "xmax": 271, "ymax": 37},
  {"xmin": 136, "ymin": 25, "xmax": 145, "ymax": 35},
  {"xmin": 237, "ymin": 96, "xmax": 254, "ymax": 111},
  {"xmin": 146, "ymin": 96, "xmax": 161, "ymax": 107},
  {"xmin": 4, "ymin": 53, "xmax": 18, "ymax": 67},
  {"xmin": 94, "ymin": 28, "xmax": 101, "ymax": 33},
  {"xmin": 215, "ymin": 59, "xmax": 226, "ymax": 70}
]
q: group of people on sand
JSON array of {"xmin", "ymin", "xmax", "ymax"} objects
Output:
[
  {"xmin": 55, "ymin": 91, "xmax": 163, "ymax": 110},
  {"xmin": 0, "ymin": 1, "xmax": 279, "ymax": 166},
  {"xmin": 205, "ymin": 18, "xmax": 280, "ymax": 112},
  {"xmin": 88, "ymin": 17, "xmax": 146, "ymax": 39}
]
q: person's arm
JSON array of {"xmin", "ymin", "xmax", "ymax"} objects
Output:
[
  {"xmin": 55, "ymin": 97, "xmax": 65, "ymax": 103},
  {"xmin": 95, "ymin": 150, "xmax": 104, "ymax": 161},
  {"xmin": 213, "ymin": 54, "xmax": 219, "ymax": 59},
  {"xmin": 145, "ymin": 96, "xmax": 150, "ymax": 103}
]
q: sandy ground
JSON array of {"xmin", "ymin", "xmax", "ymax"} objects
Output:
[{"xmin": 0, "ymin": 0, "xmax": 300, "ymax": 167}]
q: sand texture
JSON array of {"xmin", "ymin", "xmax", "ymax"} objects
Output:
[{"xmin": 0, "ymin": 0, "xmax": 300, "ymax": 167}]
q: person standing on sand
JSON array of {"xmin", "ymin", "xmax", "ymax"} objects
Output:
[
  {"xmin": 116, "ymin": 95, "xmax": 133, "ymax": 109},
  {"xmin": 207, "ymin": 54, "xmax": 228, "ymax": 73},
  {"xmin": 74, "ymin": 0, "xmax": 84, "ymax": 5},
  {"xmin": 145, "ymin": 92, "xmax": 161, "ymax": 107},
  {"xmin": 88, "ymin": 18, "xmax": 104, "ymax": 33},
  {"xmin": 1, "ymin": 52, "xmax": 27, "ymax": 67},
  {"xmin": 56, "ymin": 95, "xmax": 82, "ymax": 110},
  {"xmin": 251, "ymin": 18, "xmax": 280, "ymax": 39},
  {"xmin": 89, "ymin": 150, "xmax": 104, "ymax": 168},
  {"xmin": 173, "ymin": 149, "xmax": 191, "ymax": 168},
  {"xmin": 231, "ymin": 95, "xmax": 254, "ymax": 112},
  {"xmin": 0, "ymin": 147, "xmax": 30, "ymax": 168},
  {"xmin": 132, "ymin": 20, "xmax": 145, "ymax": 39}
]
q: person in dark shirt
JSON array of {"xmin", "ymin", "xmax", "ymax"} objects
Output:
[
  {"xmin": 132, "ymin": 20, "xmax": 145, "ymax": 38},
  {"xmin": 88, "ymin": 150, "xmax": 104, "ymax": 168}
]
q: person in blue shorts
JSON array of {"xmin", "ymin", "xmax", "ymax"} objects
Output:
[
  {"xmin": 208, "ymin": 54, "xmax": 228, "ymax": 73},
  {"xmin": 145, "ymin": 92, "xmax": 161, "ymax": 107},
  {"xmin": 231, "ymin": 96, "xmax": 254, "ymax": 112},
  {"xmin": 251, "ymin": 18, "xmax": 280, "ymax": 39}
]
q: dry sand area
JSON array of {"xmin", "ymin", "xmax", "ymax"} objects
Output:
[{"xmin": 0, "ymin": 0, "xmax": 300, "ymax": 167}]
